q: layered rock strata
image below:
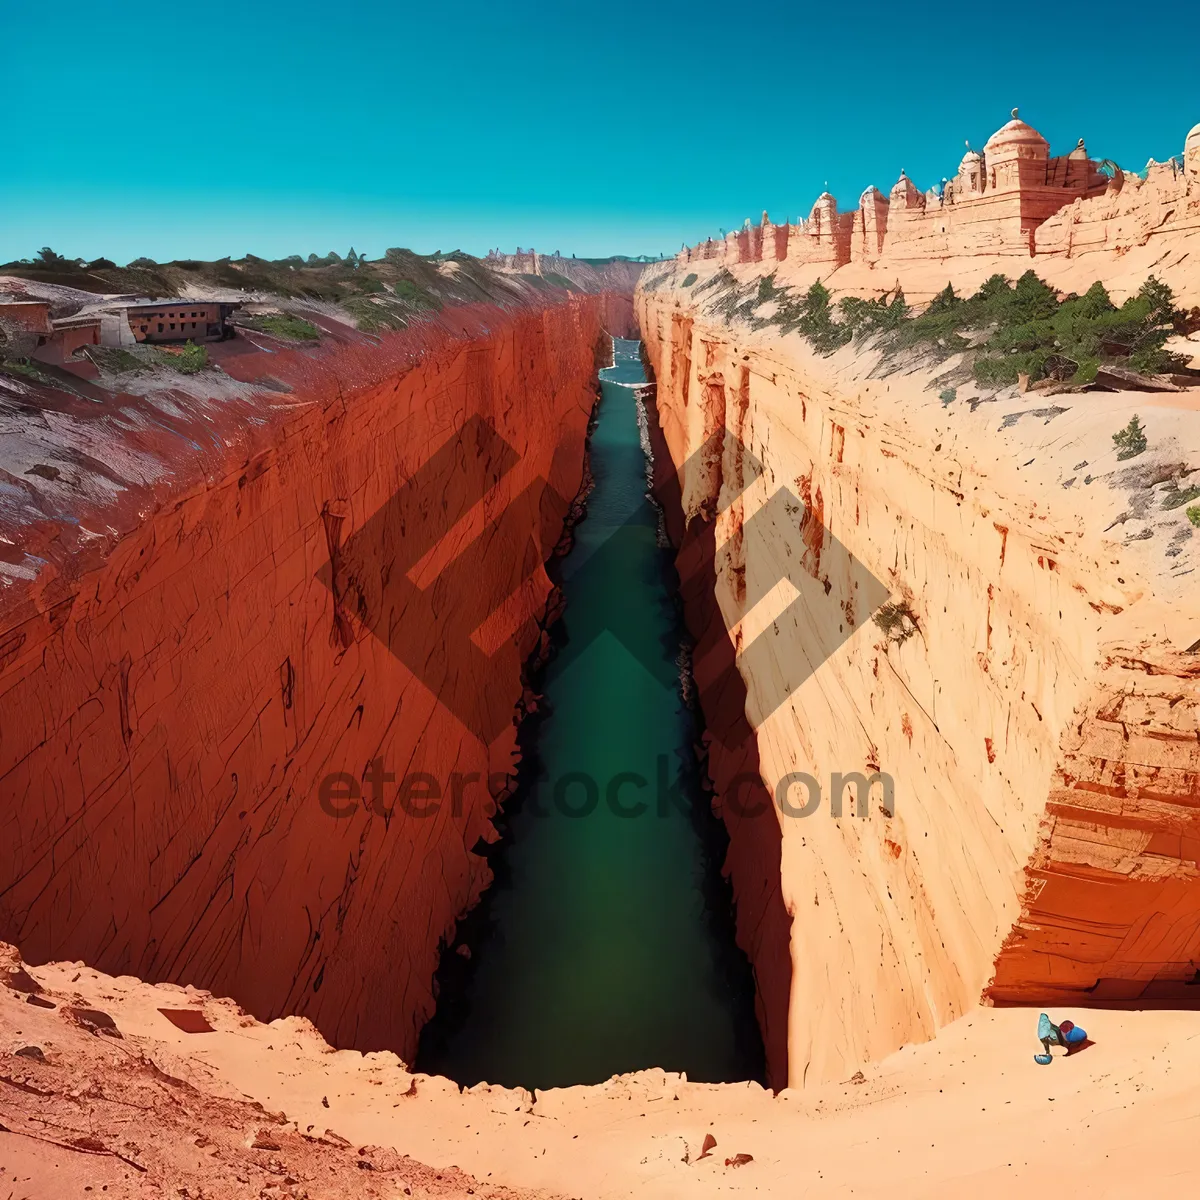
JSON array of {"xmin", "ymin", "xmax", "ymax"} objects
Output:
[
  {"xmin": 0, "ymin": 291, "xmax": 628, "ymax": 1064},
  {"xmin": 679, "ymin": 116, "xmax": 1200, "ymax": 307},
  {"xmin": 637, "ymin": 263, "xmax": 1200, "ymax": 1087}
]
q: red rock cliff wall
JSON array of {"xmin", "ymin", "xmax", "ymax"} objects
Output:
[{"xmin": 0, "ymin": 294, "xmax": 619, "ymax": 1062}]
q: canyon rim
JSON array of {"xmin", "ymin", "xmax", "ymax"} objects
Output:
[{"xmin": 2, "ymin": 33, "xmax": 1200, "ymax": 1197}]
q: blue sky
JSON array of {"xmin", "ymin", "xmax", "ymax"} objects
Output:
[{"xmin": 3, "ymin": 0, "xmax": 1198, "ymax": 264}]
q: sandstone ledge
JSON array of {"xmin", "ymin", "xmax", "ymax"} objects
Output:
[{"xmin": 4, "ymin": 940, "xmax": 1199, "ymax": 1197}]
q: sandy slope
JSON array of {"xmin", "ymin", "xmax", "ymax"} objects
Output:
[{"xmin": 4, "ymin": 943, "xmax": 1198, "ymax": 1197}]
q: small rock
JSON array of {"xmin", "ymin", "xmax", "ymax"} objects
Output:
[
  {"xmin": 66, "ymin": 1007, "xmax": 122, "ymax": 1038},
  {"xmin": 158, "ymin": 1007, "xmax": 214, "ymax": 1034},
  {"xmin": 3, "ymin": 967, "xmax": 43, "ymax": 995},
  {"xmin": 14, "ymin": 1045, "xmax": 45, "ymax": 1061}
]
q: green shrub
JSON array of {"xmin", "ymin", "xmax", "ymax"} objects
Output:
[
  {"xmin": 1187, "ymin": 504, "xmax": 1200, "ymax": 528},
  {"xmin": 34, "ymin": 247, "xmax": 75, "ymax": 269},
  {"xmin": 790, "ymin": 281, "xmax": 851, "ymax": 353},
  {"xmin": 949, "ymin": 274, "xmax": 1186, "ymax": 389},
  {"xmin": 757, "ymin": 273, "xmax": 782, "ymax": 303},
  {"xmin": 393, "ymin": 279, "xmax": 440, "ymax": 309},
  {"xmin": 974, "ymin": 350, "xmax": 1047, "ymax": 387},
  {"xmin": 1162, "ymin": 481, "xmax": 1200, "ymax": 509},
  {"xmin": 250, "ymin": 314, "xmax": 320, "ymax": 341},
  {"xmin": 1112, "ymin": 414, "xmax": 1148, "ymax": 461},
  {"xmin": 344, "ymin": 296, "xmax": 408, "ymax": 332},
  {"xmin": 681, "ymin": 273, "xmax": 698, "ymax": 288},
  {"xmin": 91, "ymin": 347, "xmax": 148, "ymax": 374},
  {"xmin": 842, "ymin": 292, "xmax": 909, "ymax": 342},
  {"xmin": 176, "ymin": 341, "xmax": 208, "ymax": 374},
  {"xmin": 0, "ymin": 356, "xmax": 46, "ymax": 380}
]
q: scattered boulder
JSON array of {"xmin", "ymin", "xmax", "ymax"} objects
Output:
[
  {"xmin": 1092, "ymin": 365, "xmax": 1185, "ymax": 392},
  {"xmin": 158, "ymin": 1007, "xmax": 214, "ymax": 1034},
  {"xmin": 66, "ymin": 1007, "xmax": 122, "ymax": 1038}
]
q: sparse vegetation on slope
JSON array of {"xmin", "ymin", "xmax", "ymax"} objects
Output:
[
  {"xmin": 697, "ymin": 266, "xmax": 1192, "ymax": 391},
  {"xmin": 0, "ymin": 245, "xmax": 546, "ymax": 316},
  {"xmin": 174, "ymin": 341, "xmax": 209, "ymax": 374},
  {"xmin": 239, "ymin": 314, "xmax": 321, "ymax": 341}
]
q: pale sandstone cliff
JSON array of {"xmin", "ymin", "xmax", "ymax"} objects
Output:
[
  {"xmin": 484, "ymin": 248, "xmax": 649, "ymax": 298},
  {"xmin": 0, "ymin": 290, "xmax": 630, "ymax": 1067},
  {"xmin": 637, "ymin": 254, "xmax": 1200, "ymax": 1087},
  {"xmin": 683, "ymin": 118, "xmax": 1200, "ymax": 308}
]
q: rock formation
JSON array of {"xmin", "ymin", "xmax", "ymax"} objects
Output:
[
  {"xmin": 5, "ymin": 937, "xmax": 1200, "ymax": 1198},
  {"xmin": 644, "ymin": 111, "xmax": 1200, "ymax": 1086},
  {"xmin": 484, "ymin": 248, "xmax": 647, "ymax": 299},
  {"xmin": 679, "ymin": 113, "xmax": 1200, "ymax": 306},
  {"xmin": 0, "ymin": 278, "xmax": 631, "ymax": 1070}
]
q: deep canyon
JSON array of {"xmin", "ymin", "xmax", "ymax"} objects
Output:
[{"xmin": 2, "ymin": 114, "xmax": 1200, "ymax": 1200}]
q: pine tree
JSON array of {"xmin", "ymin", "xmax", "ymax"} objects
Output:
[{"xmin": 1112, "ymin": 414, "xmax": 1148, "ymax": 461}]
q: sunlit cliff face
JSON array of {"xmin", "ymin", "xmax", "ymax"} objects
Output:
[
  {"xmin": 679, "ymin": 114, "xmax": 1200, "ymax": 309},
  {"xmin": 636, "ymin": 205, "xmax": 1200, "ymax": 1084}
]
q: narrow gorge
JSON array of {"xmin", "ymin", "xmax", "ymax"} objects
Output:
[{"xmin": 2, "ymin": 111, "xmax": 1200, "ymax": 1200}]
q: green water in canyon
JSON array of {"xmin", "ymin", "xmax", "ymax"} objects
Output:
[{"xmin": 416, "ymin": 338, "xmax": 764, "ymax": 1089}]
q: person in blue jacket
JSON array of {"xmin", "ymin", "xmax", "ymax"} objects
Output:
[{"xmin": 1034, "ymin": 1013, "xmax": 1088, "ymax": 1064}]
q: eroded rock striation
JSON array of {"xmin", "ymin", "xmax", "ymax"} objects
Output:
[
  {"xmin": 639, "ymin": 113, "xmax": 1200, "ymax": 1087},
  {"xmin": 0, "ymin": 279, "xmax": 632, "ymax": 1066}
]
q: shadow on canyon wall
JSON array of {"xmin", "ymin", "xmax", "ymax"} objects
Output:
[
  {"xmin": 415, "ymin": 335, "xmax": 766, "ymax": 1089},
  {"xmin": 639, "ymin": 357, "xmax": 793, "ymax": 1091}
]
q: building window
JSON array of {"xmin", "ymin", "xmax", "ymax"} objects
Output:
[
  {"xmin": 158, "ymin": 323, "xmax": 164, "ymax": 333},
  {"xmin": 141, "ymin": 325, "xmax": 148, "ymax": 333},
  {"xmin": 170, "ymin": 323, "xmax": 175, "ymax": 330}
]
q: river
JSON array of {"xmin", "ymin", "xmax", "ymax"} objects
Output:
[{"xmin": 415, "ymin": 337, "xmax": 764, "ymax": 1089}]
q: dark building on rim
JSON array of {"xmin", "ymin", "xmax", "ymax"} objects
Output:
[{"xmin": 122, "ymin": 300, "xmax": 240, "ymax": 344}]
